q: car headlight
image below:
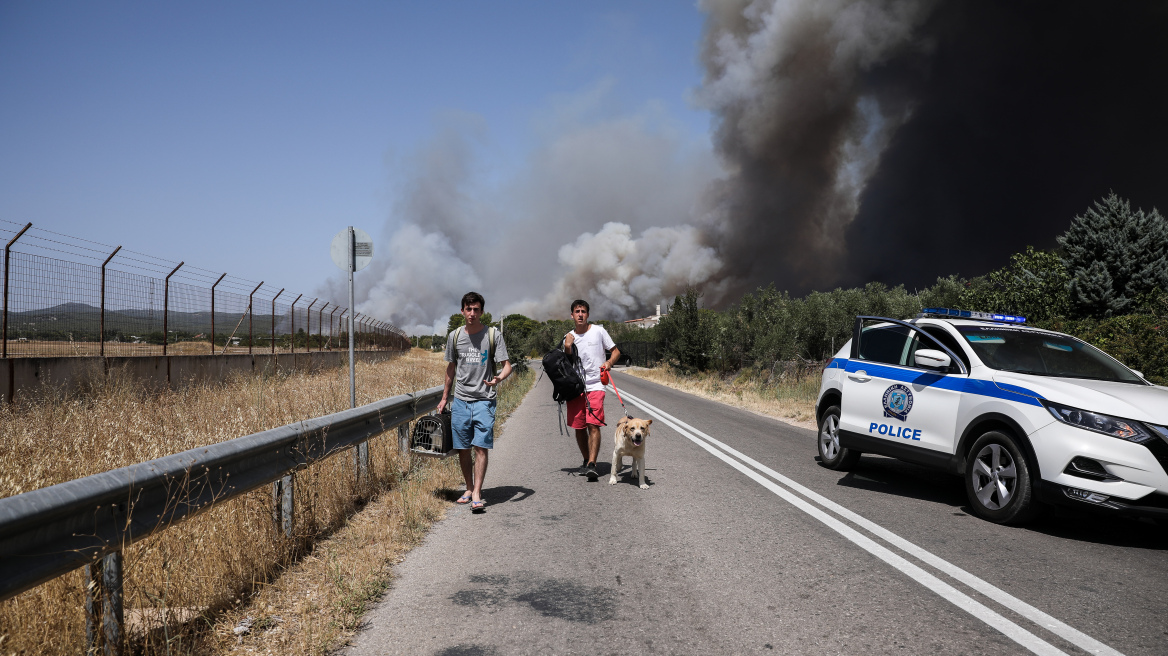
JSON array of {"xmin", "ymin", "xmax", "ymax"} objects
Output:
[{"xmin": 1040, "ymin": 400, "xmax": 1155, "ymax": 444}]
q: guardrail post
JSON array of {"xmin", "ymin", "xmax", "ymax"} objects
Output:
[
  {"xmin": 162, "ymin": 262, "xmax": 184, "ymax": 357},
  {"xmin": 398, "ymin": 423, "xmax": 410, "ymax": 455},
  {"xmin": 355, "ymin": 441, "xmax": 369, "ymax": 487},
  {"xmin": 272, "ymin": 474, "xmax": 294, "ymax": 539},
  {"xmin": 84, "ymin": 551, "xmax": 124, "ymax": 656},
  {"xmin": 99, "ymin": 246, "xmax": 122, "ymax": 358},
  {"xmin": 2, "ymin": 222, "xmax": 32, "ymax": 360}
]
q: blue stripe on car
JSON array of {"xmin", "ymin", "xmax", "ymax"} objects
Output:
[{"xmin": 833, "ymin": 358, "xmax": 1044, "ymax": 406}]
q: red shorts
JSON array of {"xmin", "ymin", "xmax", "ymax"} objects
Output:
[{"xmin": 566, "ymin": 390, "xmax": 606, "ymax": 429}]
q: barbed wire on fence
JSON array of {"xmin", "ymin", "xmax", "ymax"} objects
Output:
[{"xmin": 1, "ymin": 221, "xmax": 408, "ymax": 358}]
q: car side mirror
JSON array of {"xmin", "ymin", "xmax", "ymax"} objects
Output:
[
  {"xmin": 1132, "ymin": 370, "xmax": 1144, "ymax": 379},
  {"xmin": 914, "ymin": 349, "xmax": 952, "ymax": 370}
]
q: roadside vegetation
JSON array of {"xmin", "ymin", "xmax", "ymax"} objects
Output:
[{"xmin": 0, "ymin": 350, "xmax": 536, "ymax": 655}]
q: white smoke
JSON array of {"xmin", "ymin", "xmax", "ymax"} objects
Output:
[
  {"xmin": 358, "ymin": 224, "xmax": 481, "ymax": 335},
  {"xmin": 509, "ymin": 222, "xmax": 726, "ymax": 319},
  {"xmin": 333, "ymin": 88, "xmax": 723, "ymax": 330}
]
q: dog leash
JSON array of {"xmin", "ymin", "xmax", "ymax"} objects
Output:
[{"xmin": 600, "ymin": 370, "xmax": 632, "ymax": 419}]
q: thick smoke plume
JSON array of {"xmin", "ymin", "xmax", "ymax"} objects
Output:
[
  {"xmin": 340, "ymin": 1, "xmax": 1168, "ymax": 333},
  {"xmin": 700, "ymin": 0, "xmax": 1168, "ymax": 295},
  {"xmin": 698, "ymin": 0, "xmax": 935, "ymax": 292}
]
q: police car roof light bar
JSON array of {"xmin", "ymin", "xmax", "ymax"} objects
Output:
[{"xmin": 919, "ymin": 307, "xmax": 1027, "ymax": 324}]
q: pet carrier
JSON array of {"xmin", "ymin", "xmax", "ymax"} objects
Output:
[{"xmin": 410, "ymin": 410, "xmax": 454, "ymax": 457}]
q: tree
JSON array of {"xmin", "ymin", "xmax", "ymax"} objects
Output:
[
  {"xmin": 657, "ymin": 287, "xmax": 715, "ymax": 372},
  {"xmin": 959, "ymin": 247, "xmax": 1070, "ymax": 321},
  {"xmin": 1057, "ymin": 192, "xmax": 1168, "ymax": 317},
  {"xmin": 446, "ymin": 313, "xmax": 464, "ymax": 334}
]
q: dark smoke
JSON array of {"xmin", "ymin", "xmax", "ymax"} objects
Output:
[{"xmin": 700, "ymin": 0, "xmax": 1168, "ymax": 297}]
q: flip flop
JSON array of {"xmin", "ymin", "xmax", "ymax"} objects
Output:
[
  {"xmin": 456, "ymin": 492, "xmax": 473, "ymax": 504},
  {"xmin": 471, "ymin": 500, "xmax": 486, "ymax": 511}
]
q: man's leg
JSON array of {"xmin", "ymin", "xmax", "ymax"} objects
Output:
[
  {"xmin": 457, "ymin": 448, "xmax": 474, "ymax": 492},
  {"xmin": 587, "ymin": 424, "xmax": 602, "ymax": 464},
  {"xmin": 472, "ymin": 446, "xmax": 488, "ymax": 502},
  {"xmin": 575, "ymin": 428, "xmax": 590, "ymax": 462},
  {"xmin": 451, "ymin": 399, "xmax": 475, "ymax": 496}
]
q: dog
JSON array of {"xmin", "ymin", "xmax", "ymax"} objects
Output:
[{"xmin": 609, "ymin": 416, "xmax": 653, "ymax": 489}]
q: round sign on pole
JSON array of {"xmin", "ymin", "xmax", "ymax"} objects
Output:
[{"xmin": 331, "ymin": 227, "xmax": 374, "ymax": 271}]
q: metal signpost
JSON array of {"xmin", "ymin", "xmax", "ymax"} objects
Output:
[
  {"xmin": 331, "ymin": 226, "xmax": 373, "ymax": 408},
  {"xmin": 331, "ymin": 227, "xmax": 374, "ymax": 485}
]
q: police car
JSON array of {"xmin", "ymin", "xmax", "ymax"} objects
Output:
[{"xmin": 815, "ymin": 308, "xmax": 1168, "ymax": 524}]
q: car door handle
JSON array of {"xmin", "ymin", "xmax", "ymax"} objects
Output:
[{"xmin": 848, "ymin": 371, "xmax": 871, "ymax": 383}]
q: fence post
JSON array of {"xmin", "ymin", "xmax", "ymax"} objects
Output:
[
  {"xmin": 318, "ymin": 303, "xmax": 328, "ymax": 352},
  {"xmin": 304, "ymin": 298, "xmax": 316, "ymax": 354},
  {"xmin": 248, "ymin": 282, "xmax": 263, "ymax": 355},
  {"xmin": 270, "ymin": 288, "xmax": 284, "ymax": 356},
  {"xmin": 210, "ymin": 273, "xmax": 226, "ymax": 354},
  {"xmin": 271, "ymin": 474, "xmax": 294, "ymax": 539},
  {"xmin": 162, "ymin": 262, "xmax": 183, "ymax": 356},
  {"xmin": 289, "ymin": 294, "xmax": 302, "ymax": 354},
  {"xmin": 99, "ymin": 246, "xmax": 122, "ymax": 358},
  {"xmin": 338, "ymin": 309, "xmax": 347, "ymax": 352},
  {"xmin": 84, "ymin": 551, "xmax": 124, "ymax": 656},
  {"xmin": 2, "ymin": 222, "xmax": 32, "ymax": 360},
  {"xmin": 331, "ymin": 307, "xmax": 339, "ymax": 350}
]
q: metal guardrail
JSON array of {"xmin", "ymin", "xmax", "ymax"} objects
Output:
[{"xmin": 0, "ymin": 383, "xmax": 442, "ymax": 603}]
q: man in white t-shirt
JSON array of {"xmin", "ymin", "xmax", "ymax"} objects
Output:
[{"xmin": 563, "ymin": 299, "xmax": 620, "ymax": 481}]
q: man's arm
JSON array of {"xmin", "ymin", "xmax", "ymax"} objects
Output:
[
  {"xmin": 437, "ymin": 361, "xmax": 456, "ymax": 413},
  {"xmin": 563, "ymin": 332, "xmax": 574, "ymax": 352},
  {"xmin": 602, "ymin": 347, "xmax": 620, "ymax": 372},
  {"xmin": 484, "ymin": 360, "xmax": 512, "ymax": 387}
]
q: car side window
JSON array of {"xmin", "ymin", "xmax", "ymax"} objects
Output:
[
  {"xmin": 920, "ymin": 325, "xmax": 971, "ymax": 372},
  {"xmin": 857, "ymin": 323, "xmax": 912, "ymax": 365}
]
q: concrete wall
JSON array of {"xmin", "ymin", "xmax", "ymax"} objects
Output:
[{"xmin": 1, "ymin": 350, "xmax": 403, "ymax": 404}]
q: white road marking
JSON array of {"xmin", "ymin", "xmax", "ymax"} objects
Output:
[{"xmin": 614, "ymin": 385, "xmax": 1125, "ymax": 656}]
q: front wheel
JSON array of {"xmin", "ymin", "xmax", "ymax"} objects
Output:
[
  {"xmin": 965, "ymin": 430, "xmax": 1040, "ymax": 525},
  {"xmin": 818, "ymin": 405, "xmax": 860, "ymax": 470}
]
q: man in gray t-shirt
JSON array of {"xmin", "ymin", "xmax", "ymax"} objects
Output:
[{"xmin": 438, "ymin": 292, "xmax": 511, "ymax": 512}]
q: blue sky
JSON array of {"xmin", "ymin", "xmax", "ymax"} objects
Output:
[{"xmin": 0, "ymin": 2, "xmax": 711, "ymax": 310}]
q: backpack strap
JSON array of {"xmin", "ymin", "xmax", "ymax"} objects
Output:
[{"xmin": 488, "ymin": 326, "xmax": 497, "ymax": 379}]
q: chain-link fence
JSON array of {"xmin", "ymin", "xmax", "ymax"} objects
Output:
[{"xmin": 1, "ymin": 221, "xmax": 408, "ymax": 358}]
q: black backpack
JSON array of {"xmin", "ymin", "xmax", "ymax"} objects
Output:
[{"xmin": 542, "ymin": 346, "xmax": 585, "ymax": 403}]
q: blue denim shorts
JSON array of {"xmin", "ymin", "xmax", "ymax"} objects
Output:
[{"xmin": 451, "ymin": 398, "xmax": 496, "ymax": 449}]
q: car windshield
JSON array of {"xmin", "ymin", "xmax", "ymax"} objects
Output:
[{"xmin": 956, "ymin": 326, "xmax": 1144, "ymax": 384}]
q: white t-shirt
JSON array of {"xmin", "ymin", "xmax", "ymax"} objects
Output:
[{"xmin": 564, "ymin": 324, "xmax": 616, "ymax": 392}]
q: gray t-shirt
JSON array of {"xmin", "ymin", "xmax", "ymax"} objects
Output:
[{"xmin": 444, "ymin": 326, "xmax": 509, "ymax": 401}]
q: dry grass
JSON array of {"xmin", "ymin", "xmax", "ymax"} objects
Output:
[
  {"xmin": 0, "ymin": 348, "xmax": 536, "ymax": 655},
  {"xmin": 623, "ymin": 364, "xmax": 822, "ymax": 430},
  {"xmin": 210, "ymin": 365, "xmax": 535, "ymax": 656}
]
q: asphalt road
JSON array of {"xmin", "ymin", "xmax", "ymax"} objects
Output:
[{"xmin": 346, "ymin": 368, "xmax": 1168, "ymax": 656}]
